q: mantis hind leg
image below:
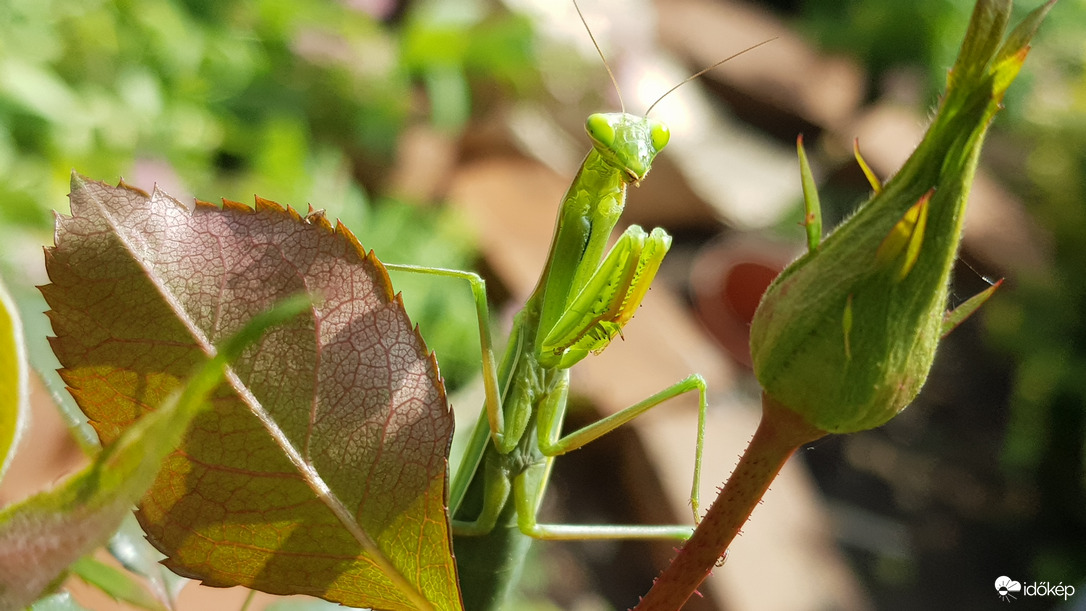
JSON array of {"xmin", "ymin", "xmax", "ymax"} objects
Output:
[
  {"xmin": 512, "ymin": 456, "xmax": 695, "ymax": 541},
  {"xmin": 516, "ymin": 373, "xmax": 708, "ymax": 538}
]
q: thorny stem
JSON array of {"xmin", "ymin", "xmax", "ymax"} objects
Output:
[{"xmin": 632, "ymin": 394, "xmax": 826, "ymax": 611}]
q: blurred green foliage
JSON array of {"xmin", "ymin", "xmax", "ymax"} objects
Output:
[
  {"xmin": 797, "ymin": 0, "xmax": 974, "ymax": 100},
  {"xmin": 0, "ymin": 0, "xmax": 538, "ymax": 391},
  {"xmin": 987, "ymin": 117, "xmax": 1086, "ymax": 583},
  {"xmin": 794, "ymin": 0, "xmax": 1081, "ymax": 108}
]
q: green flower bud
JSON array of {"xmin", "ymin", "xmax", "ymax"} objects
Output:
[{"xmin": 749, "ymin": 0, "xmax": 1053, "ymax": 434}]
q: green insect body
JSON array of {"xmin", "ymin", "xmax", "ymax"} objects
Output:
[{"xmin": 389, "ymin": 110, "xmax": 707, "ymax": 610}]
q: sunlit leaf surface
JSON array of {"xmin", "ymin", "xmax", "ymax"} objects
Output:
[
  {"xmin": 41, "ymin": 174, "xmax": 459, "ymax": 610},
  {"xmin": 0, "ymin": 291, "xmax": 304, "ymax": 609},
  {"xmin": 0, "ymin": 275, "xmax": 28, "ymax": 486}
]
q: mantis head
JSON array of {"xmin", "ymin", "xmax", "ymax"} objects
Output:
[{"xmin": 586, "ymin": 112, "xmax": 670, "ymax": 185}]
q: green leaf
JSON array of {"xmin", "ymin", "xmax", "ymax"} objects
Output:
[
  {"xmin": 0, "ymin": 274, "xmax": 29, "ymax": 486},
  {"xmin": 853, "ymin": 139, "xmax": 882, "ymax": 194},
  {"xmin": 949, "ymin": 0, "xmax": 1011, "ymax": 88},
  {"xmin": 41, "ymin": 174, "xmax": 459, "ymax": 611},
  {"xmin": 0, "ymin": 295, "xmax": 304, "ymax": 609},
  {"xmin": 30, "ymin": 592, "xmax": 92, "ymax": 611},
  {"xmin": 796, "ymin": 135, "xmax": 822, "ymax": 252},
  {"xmin": 105, "ymin": 514, "xmax": 188, "ymax": 608},
  {"xmin": 942, "ymin": 279, "xmax": 1003, "ymax": 337},
  {"xmin": 874, "ymin": 189, "xmax": 932, "ymax": 281},
  {"xmin": 69, "ymin": 555, "xmax": 168, "ymax": 611}
]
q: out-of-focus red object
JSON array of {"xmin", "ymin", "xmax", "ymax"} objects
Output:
[{"xmin": 690, "ymin": 235, "xmax": 796, "ymax": 369}]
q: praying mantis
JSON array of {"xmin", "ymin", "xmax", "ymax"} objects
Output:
[{"xmin": 385, "ymin": 5, "xmax": 766, "ymax": 608}]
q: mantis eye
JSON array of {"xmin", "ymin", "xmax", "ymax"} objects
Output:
[
  {"xmin": 585, "ymin": 113, "xmax": 615, "ymax": 147},
  {"xmin": 648, "ymin": 120, "xmax": 670, "ymax": 152}
]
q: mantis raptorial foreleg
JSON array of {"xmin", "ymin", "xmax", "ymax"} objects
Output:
[{"xmin": 385, "ymin": 261, "xmax": 708, "ymax": 535}]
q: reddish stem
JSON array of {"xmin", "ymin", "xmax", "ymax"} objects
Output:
[{"xmin": 632, "ymin": 394, "xmax": 826, "ymax": 611}]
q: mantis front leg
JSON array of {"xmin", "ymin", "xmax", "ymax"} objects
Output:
[
  {"xmin": 386, "ymin": 256, "xmax": 709, "ymax": 534},
  {"xmin": 382, "ymin": 263, "xmax": 518, "ymax": 517},
  {"xmin": 530, "ymin": 224, "xmax": 709, "ymax": 528},
  {"xmin": 382, "ymin": 264, "xmax": 505, "ymax": 440}
]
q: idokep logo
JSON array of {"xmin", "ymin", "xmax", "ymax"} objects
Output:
[
  {"xmin": 995, "ymin": 576, "xmax": 1076, "ymax": 603},
  {"xmin": 995, "ymin": 576, "xmax": 1022, "ymax": 602}
]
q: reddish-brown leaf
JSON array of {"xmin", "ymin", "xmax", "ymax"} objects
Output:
[{"xmin": 41, "ymin": 174, "xmax": 459, "ymax": 611}]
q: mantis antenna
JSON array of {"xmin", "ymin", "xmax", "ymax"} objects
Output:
[
  {"xmin": 573, "ymin": 0, "xmax": 626, "ymax": 113},
  {"xmin": 645, "ymin": 38, "xmax": 777, "ymax": 117},
  {"xmin": 573, "ymin": 0, "xmax": 774, "ymax": 118}
]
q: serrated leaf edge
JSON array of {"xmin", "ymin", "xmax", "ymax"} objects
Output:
[{"xmin": 65, "ymin": 173, "xmax": 449, "ymax": 611}]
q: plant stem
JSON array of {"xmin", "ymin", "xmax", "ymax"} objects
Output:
[
  {"xmin": 238, "ymin": 589, "xmax": 257, "ymax": 611},
  {"xmin": 632, "ymin": 393, "xmax": 825, "ymax": 610}
]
